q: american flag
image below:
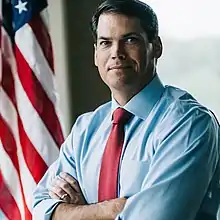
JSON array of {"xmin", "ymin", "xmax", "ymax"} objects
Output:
[{"xmin": 0, "ymin": 0, "xmax": 64, "ymax": 219}]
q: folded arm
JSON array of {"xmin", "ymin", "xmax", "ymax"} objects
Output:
[
  {"xmin": 51, "ymin": 198, "xmax": 126, "ymax": 220},
  {"xmin": 48, "ymin": 171, "xmax": 126, "ymax": 220},
  {"xmin": 33, "ymin": 123, "xmax": 126, "ymax": 220}
]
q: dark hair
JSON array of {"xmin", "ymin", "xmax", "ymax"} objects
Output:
[{"xmin": 91, "ymin": 0, "xmax": 158, "ymax": 43}]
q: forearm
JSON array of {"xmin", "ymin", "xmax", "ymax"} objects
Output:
[{"xmin": 52, "ymin": 199, "xmax": 125, "ymax": 220}]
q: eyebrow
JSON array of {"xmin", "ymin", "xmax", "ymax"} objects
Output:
[
  {"xmin": 97, "ymin": 32, "xmax": 142, "ymax": 41},
  {"xmin": 97, "ymin": 36, "xmax": 112, "ymax": 41},
  {"xmin": 122, "ymin": 32, "xmax": 142, "ymax": 38}
]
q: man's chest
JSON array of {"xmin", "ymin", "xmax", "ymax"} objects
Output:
[{"xmin": 75, "ymin": 121, "xmax": 155, "ymax": 203}]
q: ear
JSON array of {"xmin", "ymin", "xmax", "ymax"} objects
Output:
[
  {"xmin": 152, "ymin": 36, "xmax": 162, "ymax": 59},
  {"xmin": 94, "ymin": 43, "xmax": 98, "ymax": 67}
]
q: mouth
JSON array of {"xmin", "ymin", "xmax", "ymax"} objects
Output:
[{"xmin": 108, "ymin": 66, "xmax": 132, "ymax": 71}]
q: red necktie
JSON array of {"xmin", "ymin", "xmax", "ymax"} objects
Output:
[{"xmin": 98, "ymin": 108, "xmax": 132, "ymax": 202}]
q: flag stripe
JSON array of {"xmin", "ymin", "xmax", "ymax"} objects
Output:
[
  {"xmin": 1, "ymin": 87, "xmax": 36, "ymax": 211},
  {"xmin": 1, "ymin": 1, "xmax": 64, "ymax": 218},
  {"xmin": 1, "ymin": 49, "xmax": 16, "ymax": 106},
  {"xmin": 0, "ymin": 140, "xmax": 24, "ymax": 220},
  {"xmin": 0, "ymin": 23, "xmax": 2, "ymax": 83},
  {"xmin": 0, "ymin": 171, "xmax": 21, "ymax": 220},
  {"xmin": 1, "ymin": 54, "xmax": 35, "ymax": 216},
  {"xmin": 13, "ymin": 70, "xmax": 60, "ymax": 167},
  {"xmin": 0, "ymin": 48, "xmax": 33, "ymax": 217},
  {"xmin": 2, "ymin": 82, "xmax": 48, "ymax": 184},
  {"xmin": 15, "ymin": 45, "xmax": 64, "ymax": 147},
  {"xmin": 1, "ymin": 51, "xmax": 48, "ymax": 183},
  {"xmin": 1, "ymin": 25, "xmax": 59, "ymax": 168},
  {"xmin": 15, "ymin": 24, "xmax": 56, "ymax": 105},
  {"xmin": 29, "ymin": 14, "xmax": 54, "ymax": 72},
  {"xmin": 18, "ymin": 116, "xmax": 48, "ymax": 183},
  {"xmin": 0, "ymin": 116, "xmax": 32, "ymax": 220},
  {"xmin": 0, "ymin": 208, "xmax": 9, "ymax": 220},
  {"xmin": 0, "ymin": 114, "xmax": 20, "ymax": 176}
]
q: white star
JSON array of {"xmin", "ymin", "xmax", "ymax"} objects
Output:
[{"xmin": 15, "ymin": 0, "xmax": 28, "ymax": 14}]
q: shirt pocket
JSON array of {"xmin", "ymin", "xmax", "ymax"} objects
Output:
[{"xmin": 119, "ymin": 159, "xmax": 150, "ymax": 197}]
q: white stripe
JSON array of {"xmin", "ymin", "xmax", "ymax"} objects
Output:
[
  {"xmin": 0, "ymin": 140, "xmax": 25, "ymax": 220},
  {"xmin": 0, "ymin": 89, "xmax": 18, "ymax": 143},
  {"xmin": 0, "ymin": 209, "xmax": 9, "ymax": 220},
  {"xmin": 14, "ymin": 73, "xmax": 60, "ymax": 165},
  {"xmin": 0, "ymin": 54, "xmax": 2, "ymax": 83},
  {"xmin": 14, "ymin": 23, "xmax": 57, "ymax": 105},
  {"xmin": 1, "ymin": 26, "xmax": 59, "ymax": 166},
  {"xmin": 17, "ymin": 142, "xmax": 36, "ymax": 212},
  {"xmin": 40, "ymin": 8, "xmax": 50, "ymax": 31},
  {"xmin": 0, "ymin": 88, "xmax": 36, "ymax": 211},
  {"xmin": 13, "ymin": 21, "xmax": 63, "ymax": 137},
  {"xmin": 1, "ymin": 26, "xmax": 3, "ymax": 83}
]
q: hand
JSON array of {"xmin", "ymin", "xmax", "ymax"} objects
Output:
[{"xmin": 49, "ymin": 172, "xmax": 87, "ymax": 205}]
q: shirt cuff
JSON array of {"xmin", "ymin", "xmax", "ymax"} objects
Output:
[{"xmin": 33, "ymin": 199, "xmax": 63, "ymax": 220}]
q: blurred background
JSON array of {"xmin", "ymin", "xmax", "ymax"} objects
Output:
[{"xmin": 47, "ymin": 0, "xmax": 220, "ymax": 134}]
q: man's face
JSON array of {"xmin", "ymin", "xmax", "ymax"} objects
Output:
[{"xmin": 94, "ymin": 13, "xmax": 160, "ymax": 94}]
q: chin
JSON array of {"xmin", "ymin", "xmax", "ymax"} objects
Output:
[{"xmin": 108, "ymin": 79, "xmax": 134, "ymax": 91}]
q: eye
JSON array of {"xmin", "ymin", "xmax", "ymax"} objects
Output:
[
  {"xmin": 125, "ymin": 37, "xmax": 139, "ymax": 44},
  {"xmin": 99, "ymin": 40, "xmax": 111, "ymax": 47}
]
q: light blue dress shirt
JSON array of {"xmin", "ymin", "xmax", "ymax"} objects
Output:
[{"xmin": 33, "ymin": 75, "xmax": 220, "ymax": 220}]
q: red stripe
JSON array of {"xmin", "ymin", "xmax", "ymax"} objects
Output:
[
  {"xmin": 0, "ymin": 115, "xmax": 20, "ymax": 172},
  {"xmin": 29, "ymin": 14, "xmax": 54, "ymax": 72},
  {"xmin": 1, "ymin": 53, "xmax": 43, "ymax": 218},
  {"xmin": 1, "ymin": 25, "xmax": 3, "ymax": 85},
  {"xmin": 1, "ymin": 54, "xmax": 47, "ymax": 219},
  {"xmin": 0, "ymin": 172, "xmax": 22, "ymax": 220},
  {"xmin": 18, "ymin": 115, "xmax": 48, "ymax": 183},
  {"xmin": 15, "ymin": 46, "xmax": 64, "ymax": 147},
  {"xmin": 1, "ymin": 53, "xmax": 16, "ymax": 105},
  {"xmin": 1, "ymin": 56, "xmax": 33, "ymax": 219},
  {"xmin": 0, "ymin": 116, "xmax": 32, "ymax": 220},
  {"xmin": 1, "ymin": 22, "xmax": 22, "ymax": 220},
  {"xmin": 1, "ymin": 56, "xmax": 48, "ymax": 183}
]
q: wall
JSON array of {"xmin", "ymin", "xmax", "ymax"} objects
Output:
[{"xmin": 48, "ymin": 0, "xmax": 109, "ymax": 134}]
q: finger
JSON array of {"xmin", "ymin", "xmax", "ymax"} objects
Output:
[
  {"xmin": 51, "ymin": 182, "xmax": 83, "ymax": 204},
  {"xmin": 59, "ymin": 172, "xmax": 81, "ymax": 193},
  {"xmin": 48, "ymin": 191, "xmax": 60, "ymax": 200},
  {"xmin": 54, "ymin": 177, "xmax": 77, "ymax": 201},
  {"xmin": 50, "ymin": 184, "xmax": 67, "ymax": 199},
  {"xmin": 60, "ymin": 193, "xmax": 70, "ymax": 203},
  {"xmin": 49, "ymin": 190, "xmax": 70, "ymax": 203}
]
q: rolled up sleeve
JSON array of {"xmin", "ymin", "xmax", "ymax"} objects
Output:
[{"xmin": 32, "ymin": 127, "xmax": 77, "ymax": 220}]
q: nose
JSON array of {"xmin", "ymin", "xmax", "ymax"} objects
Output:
[{"xmin": 111, "ymin": 41, "xmax": 126, "ymax": 60}]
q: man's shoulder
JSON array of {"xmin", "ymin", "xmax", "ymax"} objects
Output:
[
  {"xmin": 154, "ymin": 85, "xmax": 219, "ymax": 153},
  {"xmin": 73, "ymin": 101, "xmax": 112, "ymax": 130},
  {"xmin": 158, "ymin": 85, "xmax": 218, "ymax": 130},
  {"xmin": 163, "ymin": 85, "xmax": 212, "ymax": 116}
]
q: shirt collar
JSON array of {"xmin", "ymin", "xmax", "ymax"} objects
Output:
[{"xmin": 111, "ymin": 74, "xmax": 165, "ymax": 120}]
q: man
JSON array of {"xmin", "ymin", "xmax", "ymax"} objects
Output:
[{"xmin": 33, "ymin": 0, "xmax": 220, "ymax": 219}]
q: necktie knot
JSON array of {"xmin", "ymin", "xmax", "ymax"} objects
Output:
[{"xmin": 113, "ymin": 108, "xmax": 132, "ymax": 125}]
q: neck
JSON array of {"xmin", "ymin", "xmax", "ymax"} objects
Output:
[
  {"xmin": 112, "ymin": 75, "xmax": 155, "ymax": 106},
  {"xmin": 112, "ymin": 89, "xmax": 139, "ymax": 106}
]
